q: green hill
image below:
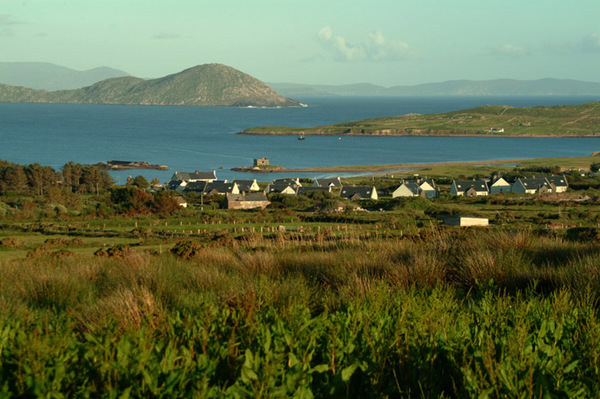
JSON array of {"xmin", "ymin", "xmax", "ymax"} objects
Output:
[
  {"xmin": 241, "ymin": 102, "xmax": 600, "ymax": 136},
  {"xmin": 0, "ymin": 64, "xmax": 301, "ymax": 107}
]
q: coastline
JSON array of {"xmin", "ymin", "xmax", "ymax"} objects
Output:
[
  {"xmin": 231, "ymin": 155, "xmax": 597, "ymax": 176},
  {"xmin": 238, "ymin": 131, "xmax": 600, "ymax": 138}
]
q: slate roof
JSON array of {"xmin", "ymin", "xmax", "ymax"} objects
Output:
[
  {"xmin": 183, "ymin": 181, "xmax": 207, "ymax": 192},
  {"xmin": 453, "ymin": 180, "xmax": 489, "ymax": 192},
  {"xmin": 272, "ymin": 178, "xmax": 302, "ymax": 187},
  {"xmin": 268, "ymin": 182, "xmax": 298, "ymax": 194},
  {"xmin": 340, "ymin": 186, "xmax": 376, "ymax": 200},
  {"xmin": 314, "ymin": 177, "xmax": 342, "ymax": 188},
  {"xmin": 171, "ymin": 170, "xmax": 217, "ymax": 182},
  {"xmin": 227, "ymin": 192, "xmax": 269, "ymax": 202},
  {"xmin": 166, "ymin": 180, "xmax": 184, "ymax": 190},
  {"xmin": 518, "ymin": 177, "xmax": 552, "ymax": 190},
  {"xmin": 402, "ymin": 181, "xmax": 422, "ymax": 195},
  {"xmin": 183, "ymin": 181, "xmax": 237, "ymax": 194},
  {"xmin": 546, "ymin": 175, "xmax": 568, "ymax": 188}
]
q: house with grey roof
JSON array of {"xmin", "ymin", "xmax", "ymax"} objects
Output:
[
  {"xmin": 313, "ymin": 177, "xmax": 343, "ymax": 188},
  {"xmin": 512, "ymin": 176, "xmax": 568, "ymax": 194},
  {"xmin": 267, "ymin": 182, "xmax": 299, "ymax": 195},
  {"xmin": 512, "ymin": 177, "xmax": 552, "ymax": 194},
  {"xmin": 545, "ymin": 175, "xmax": 568, "ymax": 193},
  {"xmin": 183, "ymin": 181, "xmax": 239, "ymax": 196},
  {"xmin": 418, "ymin": 179, "xmax": 439, "ymax": 198},
  {"xmin": 171, "ymin": 170, "xmax": 217, "ymax": 183},
  {"xmin": 392, "ymin": 181, "xmax": 422, "ymax": 198},
  {"xmin": 340, "ymin": 186, "xmax": 378, "ymax": 201},
  {"xmin": 169, "ymin": 170, "xmax": 218, "ymax": 192},
  {"xmin": 451, "ymin": 180, "xmax": 489, "ymax": 196}
]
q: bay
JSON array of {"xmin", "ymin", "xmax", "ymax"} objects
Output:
[{"xmin": 0, "ymin": 95, "xmax": 599, "ymax": 183}]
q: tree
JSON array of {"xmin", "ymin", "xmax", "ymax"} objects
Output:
[
  {"xmin": 24, "ymin": 163, "xmax": 57, "ymax": 196},
  {"xmin": 110, "ymin": 186, "xmax": 153, "ymax": 215},
  {"xmin": 81, "ymin": 166, "xmax": 113, "ymax": 195},
  {"xmin": 61, "ymin": 162, "xmax": 83, "ymax": 193},
  {"xmin": 0, "ymin": 165, "xmax": 28, "ymax": 194},
  {"xmin": 151, "ymin": 191, "xmax": 179, "ymax": 214},
  {"xmin": 132, "ymin": 175, "xmax": 149, "ymax": 189}
]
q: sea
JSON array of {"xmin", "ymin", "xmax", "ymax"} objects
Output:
[{"xmin": 1, "ymin": 95, "xmax": 599, "ymax": 184}]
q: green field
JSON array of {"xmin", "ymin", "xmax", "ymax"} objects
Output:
[
  {"xmin": 241, "ymin": 102, "xmax": 600, "ymax": 136},
  {"xmin": 3, "ymin": 157, "xmax": 600, "ymax": 396}
]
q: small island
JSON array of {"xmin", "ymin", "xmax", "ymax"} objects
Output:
[{"xmin": 93, "ymin": 160, "xmax": 168, "ymax": 171}]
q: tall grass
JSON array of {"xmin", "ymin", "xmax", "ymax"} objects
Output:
[{"xmin": 1, "ymin": 228, "xmax": 600, "ymax": 396}]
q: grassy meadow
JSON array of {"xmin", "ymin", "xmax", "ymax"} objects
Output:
[{"xmin": 2, "ymin": 162, "xmax": 600, "ymax": 396}]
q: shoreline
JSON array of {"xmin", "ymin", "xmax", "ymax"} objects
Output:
[
  {"xmin": 232, "ymin": 156, "xmax": 597, "ymax": 176},
  {"xmin": 238, "ymin": 131, "xmax": 600, "ymax": 138}
]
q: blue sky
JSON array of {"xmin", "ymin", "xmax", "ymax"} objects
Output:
[{"xmin": 1, "ymin": 0, "xmax": 599, "ymax": 86}]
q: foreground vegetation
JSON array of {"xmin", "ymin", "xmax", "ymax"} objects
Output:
[
  {"xmin": 2, "ymin": 228, "xmax": 600, "ymax": 397},
  {"xmin": 241, "ymin": 101, "xmax": 600, "ymax": 136},
  {"xmin": 2, "ymin": 157, "xmax": 600, "ymax": 396}
]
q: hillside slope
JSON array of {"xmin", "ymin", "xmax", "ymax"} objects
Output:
[
  {"xmin": 0, "ymin": 64, "xmax": 301, "ymax": 107},
  {"xmin": 241, "ymin": 102, "xmax": 600, "ymax": 136}
]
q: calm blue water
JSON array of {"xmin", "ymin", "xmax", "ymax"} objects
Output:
[{"xmin": 1, "ymin": 96, "xmax": 599, "ymax": 183}]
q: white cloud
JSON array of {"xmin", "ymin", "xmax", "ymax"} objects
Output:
[
  {"xmin": 317, "ymin": 26, "xmax": 413, "ymax": 62},
  {"xmin": 486, "ymin": 44, "xmax": 529, "ymax": 58}
]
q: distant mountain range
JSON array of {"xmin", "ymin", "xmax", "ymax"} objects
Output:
[
  {"xmin": 269, "ymin": 79, "xmax": 600, "ymax": 97},
  {"xmin": 2, "ymin": 61, "xmax": 599, "ymax": 104},
  {"xmin": 0, "ymin": 64, "xmax": 301, "ymax": 107},
  {"xmin": 0, "ymin": 62, "xmax": 130, "ymax": 90}
]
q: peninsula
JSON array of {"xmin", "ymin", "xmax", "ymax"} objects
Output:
[
  {"xmin": 0, "ymin": 64, "xmax": 301, "ymax": 108},
  {"xmin": 240, "ymin": 101, "xmax": 600, "ymax": 137}
]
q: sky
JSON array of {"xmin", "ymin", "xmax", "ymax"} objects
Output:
[{"xmin": 1, "ymin": 0, "xmax": 599, "ymax": 86}]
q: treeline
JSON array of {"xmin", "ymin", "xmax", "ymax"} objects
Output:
[{"xmin": 0, "ymin": 160, "xmax": 113, "ymax": 196}]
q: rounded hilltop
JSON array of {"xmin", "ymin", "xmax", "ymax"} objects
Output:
[{"xmin": 0, "ymin": 63, "xmax": 302, "ymax": 108}]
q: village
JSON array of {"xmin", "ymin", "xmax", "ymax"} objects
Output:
[{"xmin": 163, "ymin": 157, "xmax": 572, "ymax": 225}]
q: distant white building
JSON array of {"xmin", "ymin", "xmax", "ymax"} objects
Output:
[{"xmin": 443, "ymin": 216, "xmax": 489, "ymax": 227}]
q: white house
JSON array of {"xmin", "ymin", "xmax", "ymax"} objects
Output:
[
  {"xmin": 392, "ymin": 181, "xmax": 422, "ymax": 198},
  {"xmin": 418, "ymin": 179, "xmax": 439, "ymax": 198},
  {"xmin": 546, "ymin": 176, "xmax": 569, "ymax": 193},
  {"xmin": 340, "ymin": 186, "xmax": 378, "ymax": 201},
  {"xmin": 313, "ymin": 177, "xmax": 343, "ymax": 188},
  {"xmin": 512, "ymin": 177, "xmax": 552, "ymax": 194},
  {"xmin": 451, "ymin": 180, "xmax": 489, "ymax": 196},
  {"xmin": 489, "ymin": 176, "xmax": 512, "ymax": 194},
  {"xmin": 443, "ymin": 216, "xmax": 489, "ymax": 227},
  {"xmin": 267, "ymin": 182, "xmax": 299, "ymax": 195}
]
